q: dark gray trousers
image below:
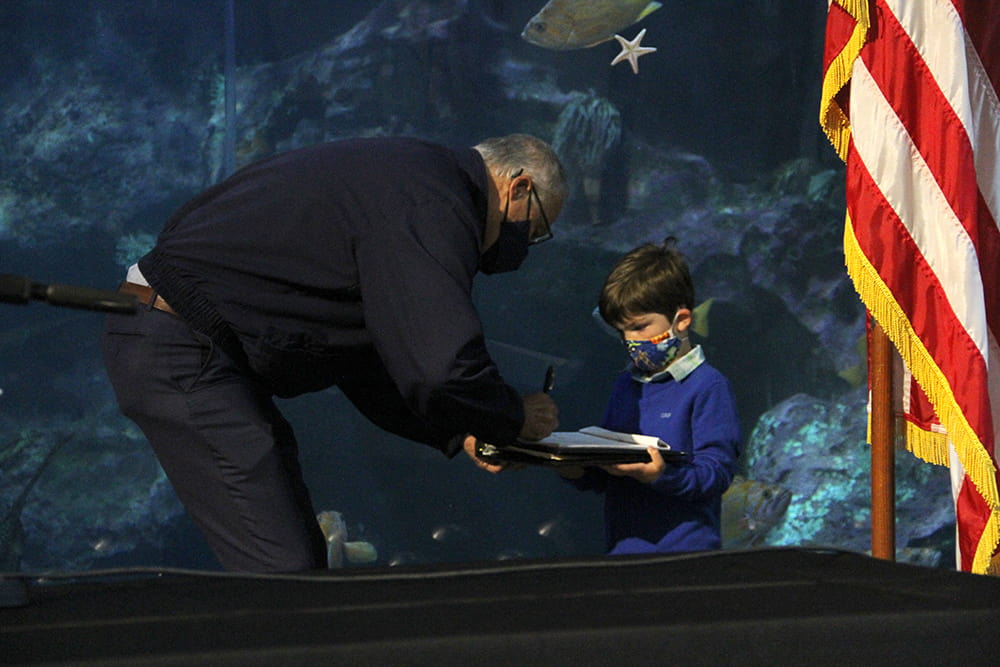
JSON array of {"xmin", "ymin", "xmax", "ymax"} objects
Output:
[{"xmin": 102, "ymin": 305, "xmax": 326, "ymax": 572}]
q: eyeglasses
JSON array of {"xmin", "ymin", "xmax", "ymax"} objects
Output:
[
  {"xmin": 527, "ymin": 185, "xmax": 553, "ymax": 245},
  {"xmin": 508, "ymin": 167, "xmax": 554, "ymax": 245}
]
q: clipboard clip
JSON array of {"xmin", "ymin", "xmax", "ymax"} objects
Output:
[{"xmin": 475, "ymin": 440, "xmax": 500, "ymax": 458}]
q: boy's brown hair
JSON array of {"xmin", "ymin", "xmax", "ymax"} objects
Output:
[{"xmin": 598, "ymin": 238, "xmax": 694, "ymax": 328}]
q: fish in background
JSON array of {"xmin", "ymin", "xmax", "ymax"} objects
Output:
[
  {"xmin": 522, "ymin": 0, "xmax": 663, "ymax": 51},
  {"xmin": 316, "ymin": 510, "xmax": 378, "ymax": 568},
  {"xmin": 721, "ymin": 476, "xmax": 793, "ymax": 550},
  {"xmin": 836, "ymin": 332, "xmax": 870, "ymax": 389}
]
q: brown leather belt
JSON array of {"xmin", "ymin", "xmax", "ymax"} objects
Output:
[{"xmin": 118, "ymin": 281, "xmax": 178, "ymax": 316}]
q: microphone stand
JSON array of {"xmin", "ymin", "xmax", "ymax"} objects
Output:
[{"xmin": 0, "ymin": 274, "xmax": 137, "ymax": 314}]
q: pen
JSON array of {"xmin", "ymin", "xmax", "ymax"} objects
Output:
[{"xmin": 543, "ymin": 365, "xmax": 555, "ymax": 393}]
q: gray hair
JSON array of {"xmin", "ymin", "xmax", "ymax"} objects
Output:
[{"xmin": 474, "ymin": 134, "xmax": 568, "ymax": 212}]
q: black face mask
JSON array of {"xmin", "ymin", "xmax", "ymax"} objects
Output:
[
  {"xmin": 480, "ymin": 182, "xmax": 535, "ymax": 275},
  {"xmin": 479, "ymin": 218, "xmax": 530, "ymax": 274}
]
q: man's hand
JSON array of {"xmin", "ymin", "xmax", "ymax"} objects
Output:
[
  {"xmin": 519, "ymin": 392, "xmax": 558, "ymax": 441},
  {"xmin": 462, "ymin": 435, "xmax": 506, "ymax": 474}
]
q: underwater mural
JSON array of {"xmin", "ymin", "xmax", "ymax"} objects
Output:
[{"xmin": 0, "ymin": 0, "xmax": 953, "ymax": 572}]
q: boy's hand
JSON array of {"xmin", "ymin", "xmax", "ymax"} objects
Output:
[{"xmin": 601, "ymin": 446, "xmax": 666, "ymax": 484}]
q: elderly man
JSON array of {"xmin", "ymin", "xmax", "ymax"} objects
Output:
[{"xmin": 104, "ymin": 134, "xmax": 567, "ymax": 572}]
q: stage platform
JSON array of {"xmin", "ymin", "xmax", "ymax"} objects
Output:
[{"xmin": 3, "ymin": 547, "xmax": 999, "ymax": 665}]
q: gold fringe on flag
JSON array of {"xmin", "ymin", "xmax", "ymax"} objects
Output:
[
  {"xmin": 902, "ymin": 420, "xmax": 950, "ymax": 465},
  {"xmin": 819, "ymin": 0, "xmax": 871, "ymax": 160}
]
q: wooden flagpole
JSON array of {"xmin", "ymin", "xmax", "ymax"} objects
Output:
[{"xmin": 869, "ymin": 319, "xmax": 895, "ymax": 560}]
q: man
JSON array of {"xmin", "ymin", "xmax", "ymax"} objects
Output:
[{"xmin": 103, "ymin": 134, "xmax": 566, "ymax": 572}]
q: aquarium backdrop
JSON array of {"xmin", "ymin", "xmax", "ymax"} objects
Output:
[{"xmin": 0, "ymin": 0, "xmax": 954, "ymax": 572}]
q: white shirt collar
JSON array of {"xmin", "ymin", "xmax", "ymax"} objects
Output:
[{"xmin": 630, "ymin": 344, "xmax": 706, "ymax": 383}]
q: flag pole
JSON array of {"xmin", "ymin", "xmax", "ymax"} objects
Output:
[{"xmin": 869, "ymin": 318, "xmax": 895, "ymax": 560}]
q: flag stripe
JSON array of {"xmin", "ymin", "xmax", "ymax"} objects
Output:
[
  {"xmin": 822, "ymin": 1, "xmax": 861, "ymax": 74},
  {"xmin": 951, "ymin": 0, "xmax": 1000, "ymax": 99},
  {"xmin": 888, "ymin": 2, "xmax": 976, "ymax": 132},
  {"xmin": 962, "ymin": 41, "xmax": 1000, "ymax": 225},
  {"xmin": 889, "ymin": 2, "xmax": 1000, "ymax": 354},
  {"xmin": 864, "ymin": 3, "xmax": 988, "ymax": 357},
  {"xmin": 889, "ymin": 1, "xmax": 998, "ymax": 229},
  {"xmin": 958, "ymin": 474, "xmax": 993, "ymax": 570}
]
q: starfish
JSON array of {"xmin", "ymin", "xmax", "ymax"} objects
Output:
[{"xmin": 611, "ymin": 28, "xmax": 657, "ymax": 75}]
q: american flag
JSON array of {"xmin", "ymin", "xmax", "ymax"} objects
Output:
[{"xmin": 821, "ymin": 0, "xmax": 1000, "ymax": 574}]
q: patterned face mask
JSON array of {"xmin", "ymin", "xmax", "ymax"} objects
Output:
[{"xmin": 624, "ymin": 327, "xmax": 682, "ymax": 372}]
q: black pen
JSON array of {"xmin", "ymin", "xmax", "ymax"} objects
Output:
[{"xmin": 543, "ymin": 365, "xmax": 555, "ymax": 393}]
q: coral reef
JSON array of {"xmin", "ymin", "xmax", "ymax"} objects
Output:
[{"xmin": 746, "ymin": 389, "xmax": 954, "ymax": 567}]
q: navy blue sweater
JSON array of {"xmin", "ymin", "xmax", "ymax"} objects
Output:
[{"xmin": 139, "ymin": 137, "xmax": 523, "ymax": 455}]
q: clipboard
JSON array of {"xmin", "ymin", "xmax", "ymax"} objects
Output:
[{"xmin": 476, "ymin": 426, "xmax": 687, "ymax": 467}]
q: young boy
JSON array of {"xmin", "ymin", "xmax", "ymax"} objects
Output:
[{"xmin": 562, "ymin": 239, "xmax": 741, "ymax": 554}]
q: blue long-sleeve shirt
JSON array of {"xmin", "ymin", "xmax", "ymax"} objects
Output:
[{"xmin": 570, "ymin": 346, "xmax": 741, "ymax": 553}]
